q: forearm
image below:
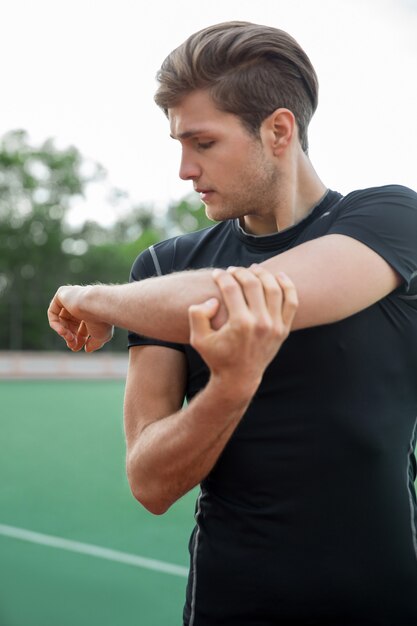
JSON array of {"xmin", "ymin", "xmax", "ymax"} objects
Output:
[
  {"xmin": 126, "ymin": 375, "xmax": 252, "ymax": 515},
  {"xmin": 125, "ymin": 266, "xmax": 297, "ymax": 515},
  {"xmin": 51, "ymin": 233, "xmax": 401, "ymax": 352},
  {"xmin": 80, "ymin": 270, "xmax": 222, "ymax": 343}
]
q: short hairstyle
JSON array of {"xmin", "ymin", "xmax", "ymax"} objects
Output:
[{"xmin": 154, "ymin": 21, "xmax": 319, "ymax": 153}]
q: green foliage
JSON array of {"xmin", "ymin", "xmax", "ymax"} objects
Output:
[
  {"xmin": 166, "ymin": 194, "xmax": 214, "ymax": 234},
  {"xmin": 0, "ymin": 130, "xmax": 96, "ymax": 351},
  {"xmin": 0, "ymin": 130, "xmax": 163, "ymax": 351},
  {"xmin": 0, "ymin": 130, "xmax": 211, "ymax": 352}
]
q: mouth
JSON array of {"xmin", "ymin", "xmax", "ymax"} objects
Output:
[{"xmin": 195, "ymin": 188, "xmax": 215, "ymax": 202}]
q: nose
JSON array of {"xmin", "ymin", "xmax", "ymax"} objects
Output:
[{"xmin": 179, "ymin": 148, "xmax": 202, "ymax": 181}]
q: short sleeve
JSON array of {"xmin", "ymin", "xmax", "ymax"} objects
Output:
[
  {"xmin": 127, "ymin": 246, "xmax": 185, "ymax": 352},
  {"xmin": 327, "ymin": 185, "xmax": 417, "ymax": 294}
]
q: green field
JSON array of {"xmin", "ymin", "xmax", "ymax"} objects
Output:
[
  {"xmin": 0, "ymin": 381, "xmax": 197, "ymax": 626},
  {"xmin": 2, "ymin": 380, "xmax": 416, "ymax": 626}
]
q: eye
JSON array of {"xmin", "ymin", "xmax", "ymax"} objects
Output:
[{"xmin": 197, "ymin": 141, "xmax": 214, "ymax": 151}]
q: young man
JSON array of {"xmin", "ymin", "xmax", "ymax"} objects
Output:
[{"xmin": 48, "ymin": 22, "xmax": 417, "ymax": 625}]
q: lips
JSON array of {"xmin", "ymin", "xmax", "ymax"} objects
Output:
[{"xmin": 195, "ymin": 188, "xmax": 215, "ymax": 202}]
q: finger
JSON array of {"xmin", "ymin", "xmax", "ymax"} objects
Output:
[
  {"xmin": 84, "ymin": 337, "xmax": 104, "ymax": 353},
  {"xmin": 53, "ymin": 314, "xmax": 77, "ymax": 343},
  {"xmin": 188, "ymin": 298, "xmax": 219, "ymax": 347},
  {"xmin": 47, "ymin": 299, "xmax": 71, "ymax": 338},
  {"xmin": 49, "ymin": 318, "xmax": 75, "ymax": 341},
  {"xmin": 58, "ymin": 305, "xmax": 78, "ymax": 321},
  {"xmin": 55, "ymin": 307, "xmax": 86, "ymax": 346},
  {"xmin": 53, "ymin": 307, "xmax": 79, "ymax": 336},
  {"xmin": 276, "ymin": 272, "xmax": 299, "ymax": 328},
  {"xmin": 227, "ymin": 266, "xmax": 271, "ymax": 319},
  {"xmin": 48, "ymin": 290, "xmax": 77, "ymax": 326},
  {"xmin": 249, "ymin": 264, "xmax": 283, "ymax": 322},
  {"xmin": 70, "ymin": 321, "xmax": 89, "ymax": 352},
  {"xmin": 66, "ymin": 331, "xmax": 87, "ymax": 352},
  {"xmin": 77, "ymin": 321, "xmax": 89, "ymax": 340},
  {"xmin": 212, "ymin": 269, "xmax": 250, "ymax": 321},
  {"xmin": 47, "ymin": 295, "xmax": 64, "ymax": 323},
  {"xmin": 84, "ymin": 325, "xmax": 114, "ymax": 353}
]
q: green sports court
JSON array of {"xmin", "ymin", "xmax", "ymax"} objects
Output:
[
  {"xmin": 0, "ymin": 379, "xmax": 196, "ymax": 626},
  {"xmin": 2, "ymin": 377, "xmax": 417, "ymax": 626}
]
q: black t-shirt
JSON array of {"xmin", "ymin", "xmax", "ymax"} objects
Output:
[{"xmin": 128, "ymin": 185, "xmax": 417, "ymax": 625}]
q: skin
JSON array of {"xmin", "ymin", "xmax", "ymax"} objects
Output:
[
  {"xmin": 125, "ymin": 269, "xmax": 297, "ymax": 514},
  {"xmin": 171, "ymin": 89, "xmax": 326, "ymax": 233},
  {"xmin": 47, "ymin": 89, "xmax": 401, "ymax": 513}
]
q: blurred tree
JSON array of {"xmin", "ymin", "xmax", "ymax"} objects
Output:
[
  {"xmin": 73, "ymin": 209, "xmax": 165, "ymax": 350},
  {"xmin": 0, "ymin": 129, "xmax": 105, "ymax": 350},
  {"xmin": 0, "ymin": 130, "xmax": 216, "ymax": 352},
  {"xmin": 0, "ymin": 130, "xmax": 162, "ymax": 351},
  {"xmin": 166, "ymin": 193, "xmax": 214, "ymax": 235}
]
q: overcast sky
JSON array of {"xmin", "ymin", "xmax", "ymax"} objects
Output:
[{"xmin": 2, "ymin": 0, "xmax": 417, "ymax": 225}]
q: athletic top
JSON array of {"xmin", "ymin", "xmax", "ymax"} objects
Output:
[{"xmin": 128, "ymin": 185, "xmax": 417, "ymax": 626}]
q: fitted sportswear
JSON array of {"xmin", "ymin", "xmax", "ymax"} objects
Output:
[{"xmin": 128, "ymin": 185, "xmax": 417, "ymax": 625}]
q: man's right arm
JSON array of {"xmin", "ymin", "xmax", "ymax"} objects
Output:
[
  {"xmin": 124, "ymin": 269, "xmax": 297, "ymax": 514},
  {"xmin": 125, "ymin": 344, "xmax": 254, "ymax": 514}
]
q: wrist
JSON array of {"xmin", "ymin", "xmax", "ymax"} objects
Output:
[
  {"xmin": 77, "ymin": 284, "xmax": 104, "ymax": 321},
  {"xmin": 207, "ymin": 372, "xmax": 259, "ymax": 411}
]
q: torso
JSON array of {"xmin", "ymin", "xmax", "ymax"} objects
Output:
[{"xmin": 130, "ymin": 186, "xmax": 417, "ymax": 625}]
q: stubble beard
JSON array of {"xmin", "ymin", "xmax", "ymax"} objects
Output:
[{"xmin": 205, "ymin": 146, "xmax": 281, "ymax": 223}]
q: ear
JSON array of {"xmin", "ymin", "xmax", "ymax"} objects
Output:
[{"xmin": 261, "ymin": 108, "xmax": 296, "ymax": 156}]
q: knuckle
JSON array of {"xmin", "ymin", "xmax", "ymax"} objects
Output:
[
  {"xmin": 235, "ymin": 315, "xmax": 252, "ymax": 333},
  {"xmin": 272, "ymin": 320, "xmax": 288, "ymax": 338},
  {"xmin": 256, "ymin": 268, "xmax": 272, "ymax": 281},
  {"xmin": 254, "ymin": 317, "xmax": 274, "ymax": 337},
  {"xmin": 235, "ymin": 269, "xmax": 257, "ymax": 285},
  {"xmin": 264, "ymin": 280, "xmax": 281, "ymax": 295},
  {"xmin": 189, "ymin": 332, "xmax": 201, "ymax": 351},
  {"xmin": 221, "ymin": 280, "xmax": 238, "ymax": 295},
  {"xmin": 245, "ymin": 273, "xmax": 260, "ymax": 287},
  {"xmin": 284, "ymin": 282, "xmax": 297, "ymax": 295},
  {"xmin": 286, "ymin": 294, "xmax": 299, "ymax": 309}
]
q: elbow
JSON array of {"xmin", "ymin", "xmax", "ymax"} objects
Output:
[
  {"xmin": 127, "ymin": 464, "xmax": 172, "ymax": 516},
  {"xmin": 132, "ymin": 488, "xmax": 171, "ymax": 516}
]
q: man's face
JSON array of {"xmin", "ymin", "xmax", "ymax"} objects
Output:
[{"xmin": 168, "ymin": 90, "xmax": 281, "ymax": 223}]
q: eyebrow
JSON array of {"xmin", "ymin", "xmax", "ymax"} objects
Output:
[{"xmin": 170, "ymin": 129, "xmax": 208, "ymax": 140}]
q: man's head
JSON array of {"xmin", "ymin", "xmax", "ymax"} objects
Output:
[{"xmin": 154, "ymin": 21, "xmax": 318, "ymax": 154}]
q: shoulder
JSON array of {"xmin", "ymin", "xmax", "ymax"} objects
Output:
[
  {"xmin": 324, "ymin": 184, "xmax": 417, "ymax": 293},
  {"xmin": 326, "ymin": 184, "xmax": 417, "ymax": 230},
  {"xmin": 340, "ymin": 184, "xmax": 417, "ymax": 208},
  {"xmin": 154, "ymin": 220, "xmax": 229, "ymax": 254},
  {"xmin": 130, "ymin": 221, "xmax": 232, "ymax": 279}
]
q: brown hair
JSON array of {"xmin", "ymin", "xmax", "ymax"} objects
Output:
[{"xmin": 154, "ymin": 21, "xmax": 319, "ymax": 153}]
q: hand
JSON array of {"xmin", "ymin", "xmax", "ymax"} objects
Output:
[
  {"xmin": 47, "ymin": 285, "xmax": 114, "ymax": 352},
  {"xmin": 188, "ymin": 266, "xmax": 298, "ymax": 399}
]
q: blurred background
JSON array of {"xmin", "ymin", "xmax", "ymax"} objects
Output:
[
  {"xmin": 1, "ymin": 0, "xmax": 416, "ymax": 352},
  {"xmin": 1, "ymin": 0, "xmax": 416, "ymax": 624}
]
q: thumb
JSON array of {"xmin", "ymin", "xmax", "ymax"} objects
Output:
[
  {"xmin": 84, "ymin": 327, "xmax": 114, "ymax": 353},
  {"xmin": 84, "ymin": 337, "xmax": 104, "ymax": 353},
  {"xmin": 188, "ymin": 298, "xmax": 219, "ymax": 344}
]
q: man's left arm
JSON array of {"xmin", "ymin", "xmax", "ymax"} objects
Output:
[
  {"xmin": 248, "ymin": 232, "xmax": 402, "ymax": 328},
  {"xmin": 48, "ymin": 231, "xmax": 402, "ymax": 351}
]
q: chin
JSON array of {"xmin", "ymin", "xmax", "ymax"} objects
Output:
[
  {"xmin": 204, "ymin": 204, "xmax": 220, "ymax": 221},
  {"xmin": 205, "ymin": 203, "xmax": 240, "ymax": 223}
]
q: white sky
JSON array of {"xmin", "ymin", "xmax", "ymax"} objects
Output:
[{"xmin": 2, "ymin": 0, "xmax": 417, "ymax": 226}]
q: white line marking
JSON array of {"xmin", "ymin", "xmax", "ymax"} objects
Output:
[{"xmin": 0, "ymin": 523, "xmax": 188, "ymax": 578}]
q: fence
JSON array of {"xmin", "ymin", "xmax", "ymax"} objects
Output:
[{"xmin": 0, "ymin": 351, "xmax": 128, "ymax": 379}]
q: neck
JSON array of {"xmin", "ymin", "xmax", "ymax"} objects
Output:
[{"xmin": 241, "ymin": 152, "xmax": 327, "ymax": 235}]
